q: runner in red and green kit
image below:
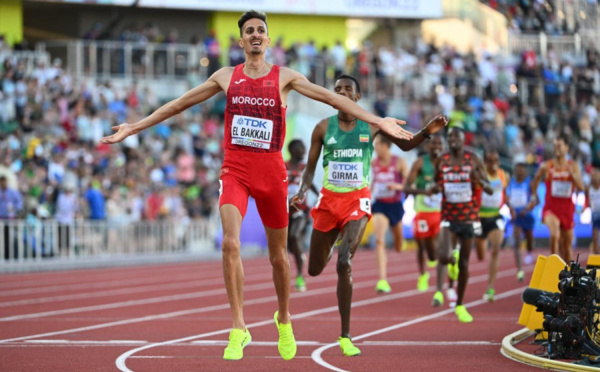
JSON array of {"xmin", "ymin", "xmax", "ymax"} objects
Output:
[
  {"xmin": 291, "ymin": 74, "xmax": 448, "ymax": 356},
  {"xmin": 404, "ymin": 135, "xmax": 444, "ymax": 293}
]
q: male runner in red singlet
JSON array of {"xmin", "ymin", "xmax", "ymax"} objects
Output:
[
  {"xmin": 286, "ymin": 139, "xmax": 318, "ymax": 291},
  {"xmin": 530, "ymin": 135, "xmax": 584, "ymax": 262},
  {"xmin": 100, "ymin": 10, "xmax": 414, "ymax": 361},
  {"xmin": 432, "ymin": 127, "xmax": 493, "ymax": 322}
]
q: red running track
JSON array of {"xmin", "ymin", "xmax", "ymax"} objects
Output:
[{"xmin": 0, "ymin": 247, "xmax": 575, "ymax": 372}]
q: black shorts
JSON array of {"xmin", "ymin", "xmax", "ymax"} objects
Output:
[
  {"xmin": 441, "ymin": 220, "xmax": 482, "ymax": 239},
  {"xmin": 480, "ymin": 215, "xmax": 505, "ymax": 239}
]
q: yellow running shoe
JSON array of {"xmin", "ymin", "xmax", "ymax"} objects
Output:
[
  {"xmin": 339, "ymin": 337, "xmax": 361, "ymax": 356},
  {"xmin": 274, "ymin": 311, "xmax": 297, "ymax": 360},
  {"xmin": 375, "ymin": 279, "xmax": 391, "ymax": 293},
  {"xmin": 427, "ymin": 259, "xmax": 438, "ymax": 269},
  {"xmin": 455, "ymin": 305, "xmax": 473, "ymax": 323},
  {"xmin": 447, "ymin": 249, "xmax": 460, "ymax": 281},
  {"xmin": 417, "ymin": 272, "xmax": 430, "ymax": 292},
  {"xmin": 432, "ymin": 290, "xmax": 444, "ymax": 307},
  {"xmin": 517, "ymin": 270, "xmax": 525, "ymax": 282},
  {"xmin": 223, "ymin": 328, "xmax": 252, "ymax": 360}
]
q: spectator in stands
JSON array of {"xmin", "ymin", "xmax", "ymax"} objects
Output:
[
  {"xmin": 84, "ymin": 177, "xmax": 106, "ymax": 220},
  {"xmin": 1, "ymin": 174, "xmax": 23, "ymax": 259}
]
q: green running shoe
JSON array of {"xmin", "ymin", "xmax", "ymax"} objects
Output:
[
  {"xmin": 517, "ymin": 270, "xmax": 525, "ymax": 282},
  {"xmin": 455, "ymin": 305, "xmax": 473, "ymax": 323},
  {"xmin": 448, "ymin": 249, "xmax": 460, "ymax": 281},
  {"xmin": 375, "ymin": 279, "xmax": 391, "ymax": 293},
  {"xmin": 417, "ymin": 272, "xmax": 430, "ymax": 292},
  {"xmin": 274, "ymin": 311, "xmax": 297, "ymax": 360},
  {"xmin": 483, "ymin": 288, "xmax": 495, "ymax": 302},
  {"xmin": 295, "ymin": 275, "xmax": 306, "ymax": 292},
  {"xmin": 432, "ymin": 290, "xmax": 444, "ymax": 307},
  {"xmin": 223, "ymin": 328, "xmax": 252, "ymax": 360},
  {"xmin": 339, "ymin": 337, "xmax": 361, "ymax": 356}
]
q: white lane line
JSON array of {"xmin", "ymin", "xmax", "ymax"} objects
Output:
[
  {"xmin": 0, "ymin": 265, "xmax": 226, "ymax": 292},
  {"xmin": 0, "ymin": 253, "xmax": 388, "ymax": 297},
  {"xmin": 24, "ymin": 340, "xmax": 148, "ymax": 345},
  {"xmin": 0, "ymin": 269, "xmax": 277, "ymax": 308},
  {"xmin": 310, "ymin": 286, "xmax": 526, "ymax": 372},
  {"xmin": 0, "ymin": 256, "xmax": 416, "ymax": 321},
  {"xmin": 0, "ymin": 282, "xmax": 272, "ymax": 322},
  {"xmin": 114, "ymin": 266, "xmax": 519, "ymax": 372},
  {"xmin": 0, "ymin": 272, "xmax": 210, "ymax": 297},
  {"xmin": 0, "ymin": 263, "xmax": 422, "ymax": 343},
  {"xmin": 0, "ymin": 339, "xmax": 499, "ymax": 348}
]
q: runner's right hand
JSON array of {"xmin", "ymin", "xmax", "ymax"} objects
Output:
[{"xmin": 100, "ymin": 123, "xmax": 135, "ymax": 144}]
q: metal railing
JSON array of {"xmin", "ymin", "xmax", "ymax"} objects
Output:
[
  {"xmin": 1, "ymin": 218, "xmax": 218, "ymax": 262},
  {"xmin": 41, "ymin": 40, "xmax": 211, "ymax": 82},
  {"xmin": 507, "ymin": 31, "xmax": 600, "ymax": 60}
]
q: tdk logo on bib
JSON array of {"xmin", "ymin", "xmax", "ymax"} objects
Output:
[
  {"xmin": 333, "ymin": 163, "xmax": 359, "ymax": 171},
  {"xmin": 231, "ymin": 115, "xmax": 274, "ymax": 150},
  {"xmin": 237, "ymin": 117, "xmax": 268, "ymax": 129}
]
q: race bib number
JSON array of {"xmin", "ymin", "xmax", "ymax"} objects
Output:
[
  {"xmin": 473, "ymin": 221, "xmax": 482, "ymax": 236},
  {"xmin": 481, "ymin": 189, "xmax": 503, "ymax": 208},
  {"xmin": 551, "ymin": 180, "xmax": 572, "ymax": 198},
  {"xmin": 373, "ymin": 182, "xmax": 395, "ymax": 200},
  {"xmin": 509, "ymin": 189, "xmax": 528, "ymax": 208},
  {"xmin": 231, "ymin": 115, "xmax": 273, "ymax": 150},
  {"xmin": 424, "ymin": 193, "xmax": 442, "ymax": 209},
  {"xmin": 359, "ymin": 198, "xmax": 371, "ymax": 214},
  {"xmin": 219, "ymin": 180, "xmax": 223, "ymax": 198},
  {"xmin": 417, "ymin": 219, "xmax": 429, "ymax": 233},
  {"xmin": 444, "ymin": 182, "xmax": 472, "ymax": 203},
  {"xmin": 328, "ymin": 161, "xmax": 363, "ymax": 188}
]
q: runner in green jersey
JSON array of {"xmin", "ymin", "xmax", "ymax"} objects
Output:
[
  {"xmin": 404, "ymin": 135, "xmax": 445, "ymax": 293},
  {"xmin": 291, "ymin": 74, "xmax": 448, "ymax": 356}
]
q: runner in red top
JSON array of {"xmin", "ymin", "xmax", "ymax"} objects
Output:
[
  {"xmin": 99, "ymin": 10, "xmax": 415, "ymax": 361},
  {"xmin": 371, "ymin": 136, "xmax": 407, "ymax": 293},
  {"xmin": 285, "ymin": 139, "xmax": 318, "ymax": 292},
  {"xmin": 432, "ymin": 127, "xmax": 493, "ymax": 323},
  {"xmin": 530, "ymin": 135, "xmax": 583, "ymax": 262}
]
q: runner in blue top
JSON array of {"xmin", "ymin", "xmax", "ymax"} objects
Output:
[{"xmin": 505, "ymin": 161, "xmax": 537, "ymax": 281}]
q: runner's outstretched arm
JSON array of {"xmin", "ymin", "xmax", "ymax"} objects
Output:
[
  {"xmin": 284, "ymin": 68, "xmax": 412, "ymax": 141},
  {"xmin": 375, "ymin": 114, "xmax": 448, "ymax": 151},
  {"xmin": 100, "ymin": 68, "xmax": 227, "ymax": 144}
]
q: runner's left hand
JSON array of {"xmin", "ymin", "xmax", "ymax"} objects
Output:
[{"xmin": 424, "ymin": 114, "xmax": 449, "ymax": 135}]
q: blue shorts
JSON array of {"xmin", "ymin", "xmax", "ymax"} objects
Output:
[
  {"xmin": 592, "ymin": 213, "xmax": 600, "ymax": 229},
  {"xmin": 513, "ymin": 212, "xmax": 535, "ymax": 231},
  {"xmin": 372, "ymin": 200, "xmax": 404, "ymax": 227}
]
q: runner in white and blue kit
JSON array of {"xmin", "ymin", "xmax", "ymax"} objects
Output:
[{"xmin": 505, "ymin": 161, "xmax": 537, "ymax": 281}]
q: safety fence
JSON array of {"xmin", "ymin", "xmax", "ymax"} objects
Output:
[{"xmin": 1, "ymin": 217, "xmax": 218, "ymax": 262}]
